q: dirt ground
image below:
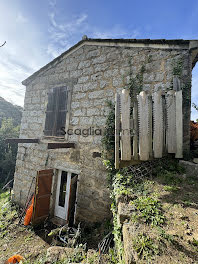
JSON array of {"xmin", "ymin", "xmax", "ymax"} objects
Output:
[
  {"xmin": 0, "ymin": 225, "xmax": 49, "ymax": 264},
  {"xmin": 0, "ymin": 161, "xmax": 198, "ymax": 264},
  {"xmin": 139, "ymin": 170, "xmax": 198, "ymax": 263},
  {"xmin": 0, "ymin": 191, "xmax": 112, "ymax": 264}
]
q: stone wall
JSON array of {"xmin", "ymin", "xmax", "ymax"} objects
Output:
[
  {"xmin": 179, "ymin": 160, "xmax": 198, "ymax": 178},
  {"xmin": 13, "ymin": 42, "xmax": 192, "ymax": 223}
]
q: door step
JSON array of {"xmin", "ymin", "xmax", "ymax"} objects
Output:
[{"xmin": 51, "ymin": 216, "xmax": 67, "ymax": 226}]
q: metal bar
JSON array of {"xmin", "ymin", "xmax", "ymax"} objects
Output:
[
  {"xmin": 48, "ymin": 142, "xmax": 76, "ymax": 149},
  {"xmin": 5, "ymin": 138, "xmax": 39, "ymax": 143}
]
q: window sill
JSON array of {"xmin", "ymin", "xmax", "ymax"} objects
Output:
[{"xmin": 42, "ymin": 136, "xmax": 66, "ymax": 142}]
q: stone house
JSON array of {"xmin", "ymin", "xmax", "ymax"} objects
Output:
[{"xmin": 13, "ymin": 38, "xmax": 198, "ymax": 225}]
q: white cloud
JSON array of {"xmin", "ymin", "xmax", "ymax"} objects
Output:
[
  {"xmin": 16, "ymin": 13, "xmax": 27, "ymax": 23},
  {"xmin": 47, "ymin": 10, "xmax": 88, "ymax": 58},
  {"xmin": 1, "ymin": 0, "xmax": 196, "ymax": 119},
  {"xmin": 47, "ymin": 5, "xmax": 140, "ymax": 60},
  {"xmin": 49, "ymin": 0, "xmax": 56, "ymax": 8},
  {"xmin": 92, "ymin": 27, "xmax": 139, "ymax": 39},
  {"xmin": 0, "ymin": 2, "xmax": 51, "ymax": 106}
]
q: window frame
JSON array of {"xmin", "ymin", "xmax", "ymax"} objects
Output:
[{"xmin": 44, "ymin": 86, "xmax": 70, "ymax": 138}]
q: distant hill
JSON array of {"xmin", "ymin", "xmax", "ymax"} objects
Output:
[{"xmin": 0, "ymin": 96, "xmax": 23, "ymax": 127}]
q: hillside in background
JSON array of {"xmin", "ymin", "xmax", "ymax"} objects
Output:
[{"xmin": 0, "ymin": 96, "xmax": 23, "ymax": 126}]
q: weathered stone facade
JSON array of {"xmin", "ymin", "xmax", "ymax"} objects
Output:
[{"xmin": 13, "ymin": 38, "xmax": 198, "ymax": 223}]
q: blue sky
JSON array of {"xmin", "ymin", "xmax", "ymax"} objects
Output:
[{"xmin": 0, "ymin": 0, "xmax": 197, "ymax": 120}]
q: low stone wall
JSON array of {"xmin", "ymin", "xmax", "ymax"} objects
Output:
[{"xmin": 179, "ymin": 160, "xmax": 198, "ymax": 178}]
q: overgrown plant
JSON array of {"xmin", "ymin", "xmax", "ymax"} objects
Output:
[
  {"xmin": 0, "ymin": 191, "xmax": 18, "ymax": 238},
  {"xmin": 130, "ymin": 196, "xmax": 165, "ymax": 226},
  {"xmin": 127, "ymin": 58, "xmax": 146, "ymax": 103},
  {"xmin": 111, "ymin": 195, "xmax": 124, "ymax": 264},
  {"xmin": 0, "ymin": 118, "xmax": 20, "ymax": 186},
  {"xmin": 132, "ymin": 233, "xmax": 159, "ymax": 260},
  {"xmin": 101, "ymin": 100, "xmax": 124, "ymax": 263},
  {"xmin": 172, "ymin": 58, "xmax": 183, "ymax": 76},
  {"xmin": 101, "ymin": 100, "xmax": 117, "ymax": 186}
]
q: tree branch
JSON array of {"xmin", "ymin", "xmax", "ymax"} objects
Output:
[{"xmin": 0, "ymin": 41, "xmax": 6, "ymax": 47}]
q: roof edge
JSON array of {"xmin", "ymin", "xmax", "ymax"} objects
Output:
[{"xmin": 22, "ymin": 38, "xmax": 191, "ymax": 86}]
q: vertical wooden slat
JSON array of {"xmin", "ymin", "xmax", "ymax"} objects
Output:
[
  {"xmin": 32, "ymin": 169, "xmax": 53, "ymax": 225},
  {"xmin": 44, "ymin": 91, "xmax": 56, "ymax": 136},
  {"xmin": 153, "ymin": 91, "xmax": 163, "ymax": 158},
  {"xmin": 175, "ymin": 90, "xmax": 183, "ymax": 158},
  {"xmin": 138, "ymin": 91, "xmax": 150, "ymax": 161},
  {"xmin": 120, "ymin": 89, "xmax": 131, "ymax": 160},
  {"xmin": 52, "ymin": 88, "xmax": 59, "ymax": 136},
  {"xmin": 65, "ymin": 89, "xmax": 72, "ymax": 141},
  {"xmin": 133, "ymin": 100, "xmax": 138, "ymax": 160},
  {"xmin": 115, "ymin": 93, "xmax": 120, "ymax": 169},
  {"xmin": 56, "ymin": 87, "xmax": 68, "ymax": 137},
  {"xmin": 162, "ymin": 95, "xmax": 167, "ymax": 154},
  {"xmin": 148, "ymin": 95, "xmax": 153, "ymax": 158},
  {"xmin": 166, "ymin": 90, "xmax": 176, "ymax": 153}
]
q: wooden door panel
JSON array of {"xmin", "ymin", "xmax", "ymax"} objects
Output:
[{"xmin": 32, "ymin": 169, "xmax": 53, "ymax": 225}]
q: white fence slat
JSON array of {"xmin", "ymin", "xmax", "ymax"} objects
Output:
[
  {"xmin": 162, "ymin": 96, "xmax": 166, "ymax": 153},
  {"xmin": 166, "ymin": 91, "xmax": 176, "ymax": 153},
  {"xmin": 133, "ymin": 101, "xmax": 138, "ymax": 160},
  {"xmin": 148, "ymin": 95, "xmax": 153, "ymax": 158},
  {"xmin": 115, "ymin": 93, "xmax": 120, "ymax": 169},
  {"xmin": 175, "ymin": 90, "xmax": 183, "ymax": 158},
  {"xmin": 120, "ymin": 89, "xmax": 131, "ymax": 160},
  {"xmin": 115, "ymin": 86, "xmax": 183, "ymax": 165},
  {"xmin": 138, "ymin": 91, "xmax": 150, "ymax": 161},
  {"xmin": 153, "ymin": 91, "xmax": 164, "ymax": 158}
]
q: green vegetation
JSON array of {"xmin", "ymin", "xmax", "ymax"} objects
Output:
[
  {"xmin": 0, "ymin": 190, "xmax": 17, "ymax": 239},
  {"xmin": 101, "ymin": 56, "xmax": 197, "ymax": 263},
  {"xmin": 111, "ymin": 197, "xmax": 124, "ymax": 264},
  {"xmin": 172, "ymin": 58, "xmax": 183, "ymax": 76},
  {"xmin": 101, "ymin": 100, "xmax": 117, "ymax": 187},
  {"xmin": 132, "ymin": 233, "xmax": 159, "ymax": 260},
  {"xmin": 131, "ymin": 196, "xmax": 165, "ymax": 226},
  {"xmin": 0, "ymin": 96, "xmax": 22, "ymax": 127},
  {"xmin": 0, "ymin": 118, "xmax": 20, "ymax": 186},
  {"xmin": 127, "ymin": 60, "xmax": 145, "ymax": 102},
  {"xmin": 102, "ymin": 98, "xmax": 198, "ymax": 262}
]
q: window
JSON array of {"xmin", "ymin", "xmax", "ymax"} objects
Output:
[{"xmin": 44, "ymin": 86, "xmax": 67, "ymax": 137}]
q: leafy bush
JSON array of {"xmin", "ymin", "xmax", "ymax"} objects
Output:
[
  {"xmin": 133, "ymin": 233, "xmax": 159, "ymax": 260},
  {"xmin": 0, "ymin": 190, "xmax": 17, "ymax": 238},
  {"xmin": 131, "ymin": 196, "xmax": 165, "ymax": 226},
  {"xmin": 0, "ymin": 118, "xmax": 19, "ymax": 185}
]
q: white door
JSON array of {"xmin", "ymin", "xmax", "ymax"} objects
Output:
[{"xmin": 54, "ymin": 170, "xmax": 71, "ymax": 220}]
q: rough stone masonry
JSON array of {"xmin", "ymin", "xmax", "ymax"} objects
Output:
[{"xmin": 13, "ymin": 38, "xmax": 198, "ymax": 223}]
